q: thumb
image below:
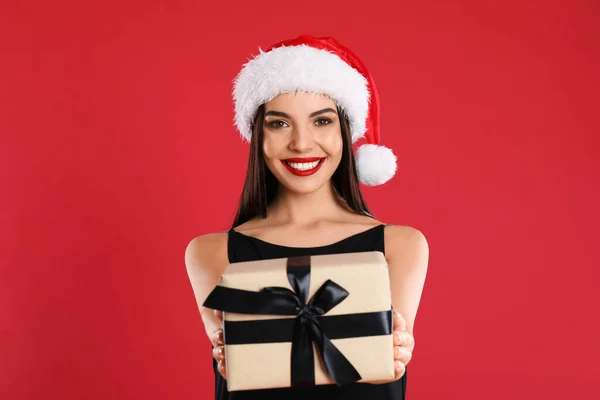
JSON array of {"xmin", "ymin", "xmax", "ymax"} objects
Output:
[
  {"xmin": 214, "ymin": 309, "xmax": 223, "ymax": 323},
  {"xmin": 393, "ymin": 309, "xmax": 407, "ymax": 331}
]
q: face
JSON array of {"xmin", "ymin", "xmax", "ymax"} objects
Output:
[{"xmin": 261, "ymin": 91, "xmax": 344, "ymax": 195}]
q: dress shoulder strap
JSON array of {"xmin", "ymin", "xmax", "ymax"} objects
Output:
[
  {"xmin": 373, "ymin": 223, "xmax": 387, "ymax": 255},
  {"xmin": 226, "ymin": 228, "xmax": 237, "ymax": 264},
  {"xmin": 226, "ymin": 228, "xmax": 264, "ymax": 263}
]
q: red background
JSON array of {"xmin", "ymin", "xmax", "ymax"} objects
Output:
[{"xmin": 1, "ymin": 0, "xmax": 599, "ymax": 399}]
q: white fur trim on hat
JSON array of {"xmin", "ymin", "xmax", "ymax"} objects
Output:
[
  {"xmin": 355, "ymin": 144, "xmax": 397, "ymax": 186},
  {"xmin": 233, "ymin": 44, "xmax": 370, "ymax": 143}
]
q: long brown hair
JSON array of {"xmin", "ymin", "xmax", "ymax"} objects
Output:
[{"xmin": 231, "ymin": 103, "xmax": 372, "ymax": 228}]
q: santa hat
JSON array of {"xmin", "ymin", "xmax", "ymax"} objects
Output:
[{"xmin": 232, "ymin": 34, "xmax": 397, "ymax": 186}]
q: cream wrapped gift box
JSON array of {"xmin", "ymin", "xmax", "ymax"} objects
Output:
[{"xmin": 203, "ymin": 251, "xmax": 395, "ymax": 392}]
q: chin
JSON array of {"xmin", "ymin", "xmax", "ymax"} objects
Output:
[
  {"xmin": 279, "ymin": 177, "xmax": 330, "ymax": 195},
  {"xmin": 269, "ymin": 164, "xmax": 333, "ymax": 195}
]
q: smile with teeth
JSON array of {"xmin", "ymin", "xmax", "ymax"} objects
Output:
[
  {"xmin": 281, "ymin": 157, "xmax": 326, "ymax": 176},
  {"xmin": 286, "ymin": 160, "xmax": 322, "ymax": 170}
]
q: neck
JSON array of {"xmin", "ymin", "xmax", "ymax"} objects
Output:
[{"xmin": 268, "ymin": 182, "xmax": 346, "ymax": 226}]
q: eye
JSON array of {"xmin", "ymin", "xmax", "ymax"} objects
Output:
[
  {"xmin": 266, "ymin": 120, "xmax": 288, "ymax": 129},
  {"xmin": 315, "ymin": 118, "xmax": 332, "ymax": 126}
]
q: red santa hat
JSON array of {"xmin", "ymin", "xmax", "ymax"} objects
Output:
[{"xmin": 233, "ymin": 34, "xmax": 397, "ymax": 186}]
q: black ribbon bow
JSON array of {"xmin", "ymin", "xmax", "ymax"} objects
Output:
[{"xmin": 203, "ymin": 255, "xmax": 391, "ymax": 387}]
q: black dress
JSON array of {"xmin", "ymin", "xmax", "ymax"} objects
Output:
[{"xmin": 213, "ymin": 224, "xmax": 407, "ymax": 400}]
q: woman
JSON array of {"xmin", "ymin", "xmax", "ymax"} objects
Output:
[{"xmin": 185, "ymin": 35, "xmax": 429, "ymax": 399}]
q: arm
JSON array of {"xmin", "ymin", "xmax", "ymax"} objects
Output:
[
  {"xmin": 184, "ymin": 232, "xmax": 230, "ymax": 344},
  {"xmin": 364, "ymin": 225, "xmax": 429, "ymax": 384},
  {"xmin": 385, "ymin": 225, "xmax": 430, "ymax": 336}
]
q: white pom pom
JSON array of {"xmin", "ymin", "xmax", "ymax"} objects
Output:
[{"xmin": 355, "ymin": 144, "xmax": 397, "ymax": 186}]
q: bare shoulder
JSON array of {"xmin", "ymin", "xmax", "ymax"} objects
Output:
[
  {"xmin": 384, "ymin": 225, "xmax": 428, "ymax": 256},
  {"xmin": 382, "ymin": 224, "xmax": 429, "ymax": 274},
  {"xmin": 185, "ymin": 232, "xmax": 229, "ymax": 273},
  {"xmin": 185, "ymin": 231, "xmax": 229, "ymax": 257},
  {"xmin": 184, "ymin": 232, "xmax": 230, "ymax": 302}
]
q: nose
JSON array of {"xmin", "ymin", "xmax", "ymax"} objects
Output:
[{"xmin": 288, "ymin": 124, "xmax": 314, "ymax": 152}]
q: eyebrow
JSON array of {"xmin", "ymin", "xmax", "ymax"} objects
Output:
[{"xmin": 264, "ymin": 108, "xmax": 337, "ymax": 119}]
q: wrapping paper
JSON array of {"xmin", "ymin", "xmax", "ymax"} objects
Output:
[{"xmin": 203, "ymin": 251, "xmax": 395, "ymax": 391}]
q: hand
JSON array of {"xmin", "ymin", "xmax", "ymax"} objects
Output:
[
  {"xmin": 392, "ymin": 309, "xmax": 414, "ymax": 380},
  {"xmin": 367, "ymin": 309, "xmax": 414, "ymax": 384},
  {"xmin": 210, "ymin": 309, "xmax": 227, "ymax": 379}
]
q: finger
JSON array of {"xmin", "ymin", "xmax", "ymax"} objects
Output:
[
  {"xmin": 211, "ymin": 329, "xmax": 224, "ymax": 346},
  {"xmin": 214, "ymin": 309, "xmax": 223, "ymax": 323},
  {"xmin": 393, "ymin": 331, "xmax": 405, "ymax": 346},
  {"xmin": 406, "ymin": 332, "xmax": 415, "ymax": 351},
  {"xmin": 393, "ymin": 310, "xmax": 407, "ymax": 332},
  {"xmin": 393, "ymin": 331, "xmax": 414, "ymax": 348},
  {"xmin": 217, "ymin": 359, "xmax": 227, "ymax": 379},
  {"xmin": 399, "ymin": 331, "xmax": 415, "ymax": 351},
  {"xmin": 212, "ymin": 345, "xmax": 225, "ymax": 361},
  {"xmin": 394, "ymin": 346, "xmax": 412, "ymax": 366},
  {"xmin": 393, "ymin": 310, "xmax": 401, "ymax": 327},
  {"xmin": 394, "ymin": 360, "xmax": 406, "ymax": 380}
]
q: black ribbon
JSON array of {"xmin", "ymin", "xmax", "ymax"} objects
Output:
[{"xmin": 202, "ymin": 255, "xmax": 392, "ymax": 387}]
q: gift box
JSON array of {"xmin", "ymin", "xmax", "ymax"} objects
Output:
[{"xmin": 203, "ymin": 251, "xmax": 395, "ymax": 391}]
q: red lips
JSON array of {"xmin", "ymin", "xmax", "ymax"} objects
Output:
[{"xmin": 280, "ymin": 157, "xmax": 326, "ymax": 177}]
